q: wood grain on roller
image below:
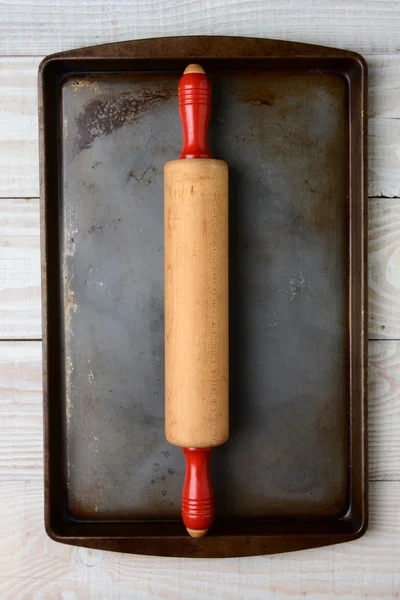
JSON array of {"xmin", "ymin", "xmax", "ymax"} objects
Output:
[
  {"xmin": 164, "ymin": 64, "xmax": 229, "ymax": 537},
  {"xmin": 165, "ymin": 159, "xmax": 229, "ymax": 447}
]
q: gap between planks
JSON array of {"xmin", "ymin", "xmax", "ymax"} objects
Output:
[
  {"xmin": 1, "ymin": 0, "xmax": 400, "ymax": 55},
  {"xmin": 0, "ymin": 339, "xmax": 42, "ymax": 342}
]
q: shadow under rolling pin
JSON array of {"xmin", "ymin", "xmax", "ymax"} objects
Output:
[{"xmin": 164, "ymin": 64, "xmax": 229, "ymax": 538}]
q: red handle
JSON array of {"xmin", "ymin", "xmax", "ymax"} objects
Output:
[
  {"xmin": 179, "ymin": 64, "xmax": 212, "ymax": 159},
  {"xmin": 182, "ymin": 448, "xmax": 214, "ymax": 537},
  {"xmin": 178, "ymin": 65, "xmax": 214, "ymax": 538}
]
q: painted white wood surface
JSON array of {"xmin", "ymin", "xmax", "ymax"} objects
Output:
[
  {"xmin": 369, "ymin": 341, "xmax": 400, "ymax": 480},
  {"xmin": 1, "ymin": 0, "xmax": 400, "ymax": 596},
  {"xmin": 0, "ymin": 0, "xmax": 399, "ymax": 56},
  {"xmin": 369, "ymin": 198, "xmax": 400, "ymax": 339},
  {"xmin": 0, "ymin": 480, "xmax": 399, "ymax": 599},
  {"xmin": 0, "ymin": 197, "xmax": 40, "ymax": 339},
  {"xmin": 0, "ymin": 58, "xmax": 40, "ymax": 198}
]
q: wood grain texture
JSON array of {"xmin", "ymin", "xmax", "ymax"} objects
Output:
[
  {"xmin": 369, "ymin": 118, "xmax": 400, "ymax": 199},
  {"xmin": 369, "ymin": 55, "xmax": 400, "ymax": 121},
  {"xmin": 1, "ymin": 55, "xmax": 400, "ymax": 199},
  {"xmin": 1, "ymin": 0, "xmax": 400, "ymax": 56},
  {"xmin": 0, "ymin": 198, "xmax": 41, "ymax": 339},
  {"xmin": 368, "ymin": 55, "xmax": 400, "ymax": 198},
  {"xmin": 369, "ymin": 198, "xmax": 400, "ymax": 339},
  {"xmin": 369, "ymin": 341, "xmax": 400, "ymax": 481},
  {"xmin": 0, "ymin": 57, "xmax": 40, "ymax": 198},
  {"xmin": 0, "ymin": 478, "xmax": 399, "ymax": 599},
  {"xmin": 165, "ymin": 159, "xmax": 229, "ymax": 447},
  {"xmin": 0, "ymin": 342, "xmax": 42, "ymax": 480}
]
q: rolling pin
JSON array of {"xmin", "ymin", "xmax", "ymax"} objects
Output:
[{"xmin": 164, "ymin": 64, "xmax": 229, "ymax": 538}]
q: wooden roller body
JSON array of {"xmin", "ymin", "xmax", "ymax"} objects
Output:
[{"xmin": 164, "ymin": 158, "xmax": 229, "ymax": 448}]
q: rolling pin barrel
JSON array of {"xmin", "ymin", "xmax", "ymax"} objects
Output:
[
  {"xmin": 164, "ymin": 158, "xmax": 229, "ymax": 447},
  {"xmin": 164, "ymin": 65, "xmax": 229, "ymax": 537}
]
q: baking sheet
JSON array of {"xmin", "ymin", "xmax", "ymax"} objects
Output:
[{"xmin": 39, "ymin": 36, "xmax": 367, "ymax": 557}]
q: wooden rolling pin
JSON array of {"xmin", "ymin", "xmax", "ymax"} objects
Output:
[{"xmin": 164, "ymin": 64, "xmax": 229, "ymax": 538}]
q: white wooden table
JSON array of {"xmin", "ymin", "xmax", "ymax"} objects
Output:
[{"xmin": 1, "ymin": 1, "xmax": 400, "ymax": 597}]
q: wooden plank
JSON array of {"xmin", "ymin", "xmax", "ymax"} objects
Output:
[
  {"xmin": 369, "ymin": 198, "xmax": 400, "ymax": 339},
  {"xmin": 0, "ymin": 0, "xmax": 400, "ymax": 56},
  {"xmin": 0, "ymin": 477, "xmax": 399, "ymax": 599},
  {"xmin": 368, "ymin": 55, "xmax": 400, "ymax": 197},
  {"xmin": 1, "ymin": 56, "xmax": 400, "ymax": 199},
  {"xmin": 0, "ymin": 57, "xmax": 40, "ymax": 198},
  {"xmin": 0, "ymin": 341, "xmax": 398, "ymax": 482},
  {"xmin": 369, "ymin": 119, "xmax": 400, "ymax": 198},
  {"xmin": 0, "ymin": 198, "xmax": 41, "ymax": 339},
  {"xmin": 369, "ymin": 55, "xmax": 400, "ymax": 120},
  {"xmin": 0, "ymin": 343, "xmax": 42, "ymax": 480},
  {"xmin": 369, "ymin": 341, "xmax": 400, "ymax": 480}
]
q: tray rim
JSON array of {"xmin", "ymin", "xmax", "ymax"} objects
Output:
[{"xmin": 39, "ymin": 35, "xmax": 368, "ymax": 558}]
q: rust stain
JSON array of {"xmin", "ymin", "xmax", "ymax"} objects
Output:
[
  {"xmin": 65, "ymin": 287, "xmax": 78, "ymax": 315},
  {"xmin": 63, "ymin": 193, "xmax": 79, "ymax": 435},
  {"xmin": 70, "ymin": 78, "xmax": 100, "ymax": 92},
  {"xmin": 64, "ymin": 285, "xmax": 77, "ymax": 430},
  {"xmin": 249, "ymin": 98, "xmax": 274, "ymax": 107},
  {"xmin": 229, "ymin": 74, "xmax": 277, "ymax": 107},
  {"xmin": 238, "ymin": 91, "xmax": 276, "ymax": 107},
  {"xmin": 74, "ymin": 87, "xmax": 175, "ymax": 154},
  {"xmin": 310, "ymin": 193, "xmax": 338, "ymax": 235},
  {"xmin": 305, "ymin": 177, "xmax": 335, "ymax": 235}
]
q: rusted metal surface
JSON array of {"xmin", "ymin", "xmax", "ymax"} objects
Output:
[{"xmin": 39, "ymin": 36, "xmax": 367, "ymax": 557}]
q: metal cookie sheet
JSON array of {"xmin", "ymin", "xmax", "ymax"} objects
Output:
[{"xmin": 39, "ymin": 36, "xmax": 367, "ymax": 558}]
